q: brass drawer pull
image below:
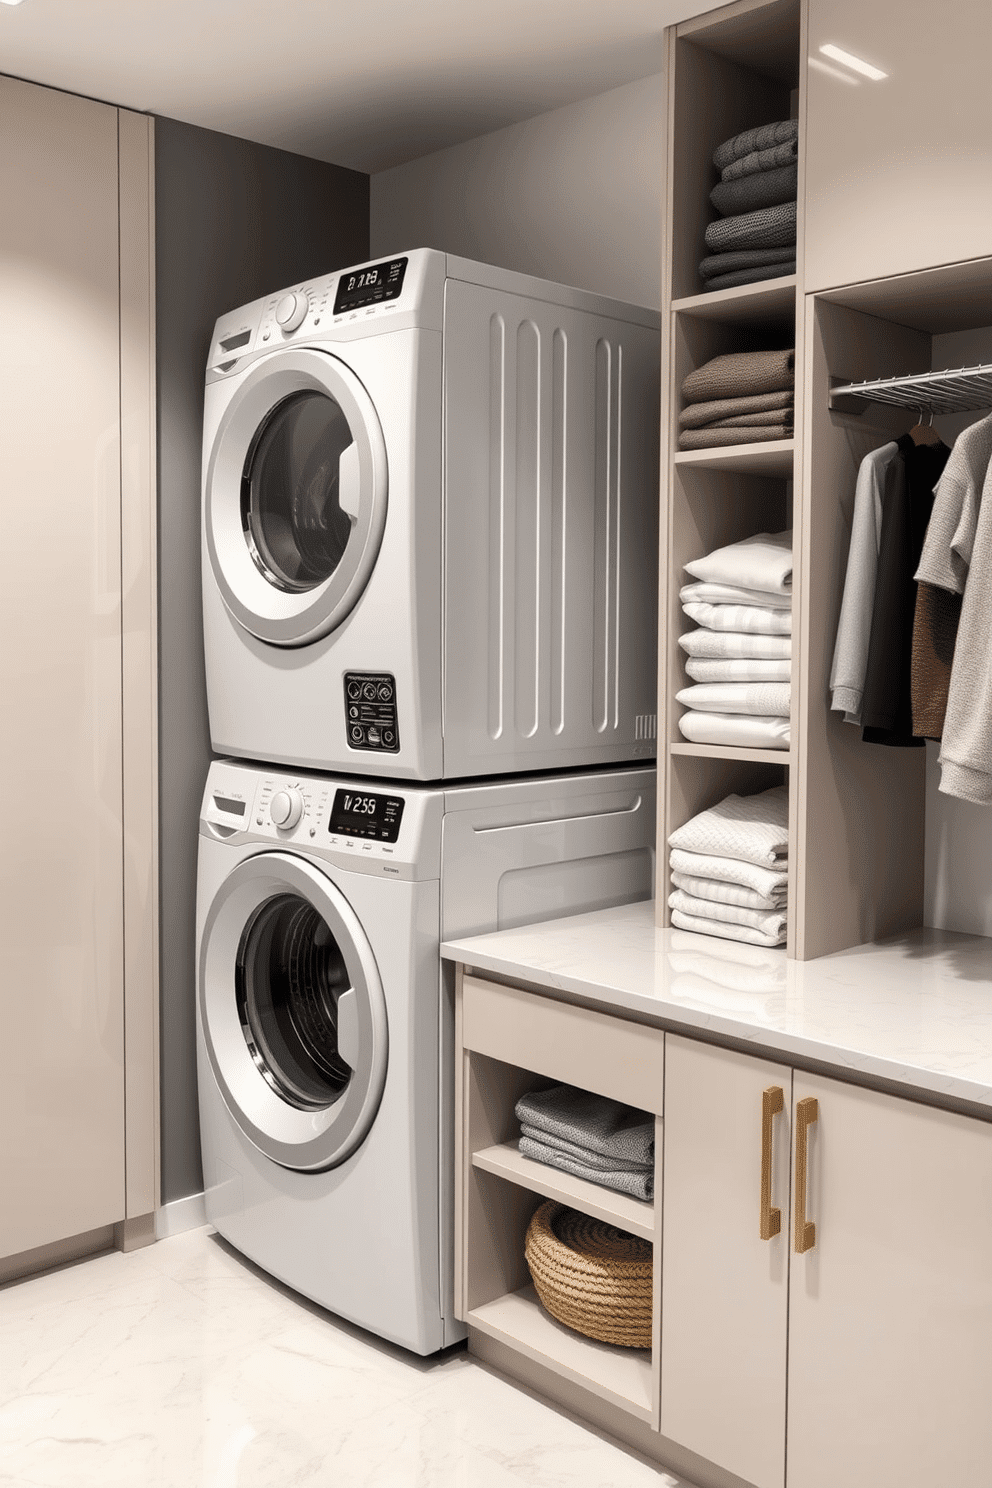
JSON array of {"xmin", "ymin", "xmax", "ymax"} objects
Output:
[
  {"xmin": 760, "ymin": 1086, "xmax": 784, "ymax": 1240},
  {"xmin": 794, "ymin": 1096, "xmax": 819, "ymax": 1254}
]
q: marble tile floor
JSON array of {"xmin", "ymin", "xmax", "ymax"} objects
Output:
[{"xmin": 1, "ymin": 1227, "xmax": 691, "ymax": 1488}]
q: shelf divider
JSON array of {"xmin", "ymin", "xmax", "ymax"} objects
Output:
[
  {"xmin": 472, "ymin": 1142, "xmax": 655, "ymax": 1240},
  {"xmin": 670, "ymin": 741, "xmax": 791, "ymax": 765}
]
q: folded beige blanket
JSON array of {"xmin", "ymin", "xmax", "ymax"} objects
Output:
[
  {"xmin": 684, "ymin": 530, "xmax": 793, "ymax": 594},
  {"xmin": 680, "ymin": 389, "xmax": 794, "ymax": 430},
  {"xmin": 682, "ymin": 349, "xmax": 795, "ymax": 404},
  {"xmin": 679, "ymin": 425, "xmax": 792, "ymax": 450}
]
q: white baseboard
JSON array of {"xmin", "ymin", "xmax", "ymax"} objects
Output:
[{"xmin": 155, "ymin": 1191, "xmax": 208, "ymax": 1240}]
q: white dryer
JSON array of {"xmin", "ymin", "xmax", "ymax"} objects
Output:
[
  {"xmin": 202, "ymin": 249, "xmax": 660, "ymax": 780},
  {"xmin": 196, "ymin": 758, "xmax": 656, "ymax": 1355}
]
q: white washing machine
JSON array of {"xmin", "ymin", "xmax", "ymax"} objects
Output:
[
  {"xmin": 196, "ymin": 758, "xmax": 656, "ymax": 1355},
  {"xmin": 202, "ymin": 248, "xmax": 660, "ymax": 780}
]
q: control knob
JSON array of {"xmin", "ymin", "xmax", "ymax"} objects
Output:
[
  {"xmin": 274, "ymin": 292, "xmax": 309, "ymax": 333},
  {"xmin": 270, "ymin": 787, "xmax": 304, "ymax": 830}
]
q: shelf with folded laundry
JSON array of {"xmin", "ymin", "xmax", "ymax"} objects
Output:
[
  {"xmin": 676, "ymin": 347, "xmax": 796, "ymax": 454},
  {"xmin": 665, "ymin": 784, "xmax": 790, "ymax": 948},
  {"xmin": 699, "ymin": 119, "xmax": 798, "ymax": 296}
]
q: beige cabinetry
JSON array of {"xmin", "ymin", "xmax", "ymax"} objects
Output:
[
  {"xmin": 0, "ymin": 77, "xmax": 157, "ymax": 1274},
  {"xmin": 804, "ymin": 0, "xmax": 992, "ymax": 292}
]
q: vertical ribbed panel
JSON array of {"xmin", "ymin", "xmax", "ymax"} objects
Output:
[
  {"xmin": 551, "ymin": 328, "xmax": 568, "ymax": 736},
  {"xmin": 486, "ymin": 314, "xmax": 506, "ymax": 740},
  {"xmin": 514, "ymin": 320, "xmax": 541, "ymax": 739},
  {"xmin": 593, "ymin": 338, "xmax": 622, "ymax": 733}
]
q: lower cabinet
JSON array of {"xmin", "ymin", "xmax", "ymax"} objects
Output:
[{"xmin": 456, "ymin": 969, "xmax": 992, "ymax": 1488}]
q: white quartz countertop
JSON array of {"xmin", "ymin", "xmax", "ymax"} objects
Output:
[{"xmin": 442, "ymin": 900, "xmax": 992, "ymax": 1109}]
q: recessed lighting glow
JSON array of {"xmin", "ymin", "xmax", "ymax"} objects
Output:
[{"xmin": 819, "ymin": 44, "xmax": 888, "ymax": 81}]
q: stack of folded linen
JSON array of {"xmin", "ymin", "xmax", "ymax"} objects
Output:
[
  {"xmin": 676, "ymin": 529, "xmax": 792, "ymax": 749},
  {"xmin": 701, "ymin": 119, "xmax": 798, "ymax": 292},
  {"xmin": 679, "ymin": 348, "xmax": 794, "ymax": 450},
  {"xmin": 667, "ymin": 785, "xmax": 789, "ymax": 947},
  {"xmin": 515, "ymin": 1083, "xmax": 654, "ymax": 1201}
]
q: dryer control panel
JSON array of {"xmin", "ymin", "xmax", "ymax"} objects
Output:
[{"xmin": 344, "ymin": 671, "xmax": 400, "ymax": 753}]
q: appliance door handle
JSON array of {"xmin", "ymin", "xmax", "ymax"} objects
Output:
[
  {"xmin": 760, "ymin": 1085, "xmax": 784, "ymax": 1240},
  {"xmin": 336, "ymin": 987, "xmax": 360, "ymax": 1070},
  {"xmin": 338, "ymin": 441, "xmax": 361, "ymax": 522},
  {"xmin": 794, "ymin": 1096, "xmax": 819, "ymax": 1254}
]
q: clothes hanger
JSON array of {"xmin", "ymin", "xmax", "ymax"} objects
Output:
[{"xmin": 909, "ymin": 405, "xmax": 943, "ymax": 447}]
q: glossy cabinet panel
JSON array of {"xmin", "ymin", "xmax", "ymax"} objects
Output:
[
  {"xmin": 805, "ymin": 0, "xmax": 992, "ymax": 290},
  {"xmin": 0, "ymin": 77, "xmax": 125, "ymax": 1256}
]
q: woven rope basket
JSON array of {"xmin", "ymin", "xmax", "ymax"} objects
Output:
[{"xmin": 524, "ymin": 1200, "xmax": 652, "ymax": 1349}]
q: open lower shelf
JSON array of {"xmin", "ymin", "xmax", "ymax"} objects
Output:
[
  {"xmin": 674, "ymin": 438, "xmax": 795, "ymax": 478},
  {"xmin": 673, "ymin": 275, "xmax": 797, "ymax": 328},
  {"xmin": 472, "ymin": 1142, "xmax": 655, "ymax": 1240},
  {"xmin": 468, "ymin": 1284, "xmax": 654, "ymax": 1422},
  {"xmin": 671, "ymin": 741, "xmax": 791, "ymax": 765}
]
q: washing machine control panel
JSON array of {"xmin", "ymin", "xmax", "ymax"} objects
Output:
[
  {"xmin": 344, "ymin": 671, "xmax": 400, "ymax": 753},
  {"xmin": 328, "ymin": 788, "xmax": 405, "ymax": 843}
]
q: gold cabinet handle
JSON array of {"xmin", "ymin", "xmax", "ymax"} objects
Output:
[
  {"xmin": 760, "ymin": 1086, "xmax": 784, "ymax": 1240},
  {"xmin": 794, "ymin": 1096, "xmax": 819, "ymax": 1254}
]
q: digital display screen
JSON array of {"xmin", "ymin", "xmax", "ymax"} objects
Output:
[
  {"xmin": 333, "ymin": 257, "xmax": 408, "ymax": 316},
  {"xmin": 329, "ymin": 788, "xmax": 405, "ymax": 842},
  {"xmin": 213, "ymin": 795, "xmax": 246, "ymax": 816},
  {"xmin": 219, "ymin": 329, "xmax": 251, "ymax": 352}
]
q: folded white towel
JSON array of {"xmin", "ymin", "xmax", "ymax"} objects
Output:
[
  {"xmin": 677, "ymin": 683, "xmax": 790, "ymax": 717},
  {"xmin": 671, "ymin": 908, "xmax": 787, "ymax": 947},
  {"xmin": 669, "ymin": 888, "xmax": 787, "ymax": 939},
  {"xmin": 685, "ymin": 657, "xmax": 791, "ymax": 682},
  {"xmin": 683, "ymin": 600, "xmax": 792, "ymax": 635},
  {"xmin": 680, "ymin": 580, "xmax": 792, "ymax": 610},
  {"xmin": 668, "ymin": 786, "xmax": 789, "ymax": 867},
  {"xmin": 670, "ymin": 848, "xmax": 788, "ymax": 899},
  {"xmin": 679, "ymin": 629, "xmax": 792, "ymax": 659},
  {"xmin": 684, "ymin": 530, "xmax": 792, "ymax": 595},
  {"xmin": 671, "ymin": 870, "xmax": 786, "ymax": 911},
  {"xmin": 678, "ymin": 712, "xmax": 791, "ymax": 749}
]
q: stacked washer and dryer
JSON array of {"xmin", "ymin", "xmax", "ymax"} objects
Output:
[{"xmin": 195, "ymin": 248, "xmax": 661, "ymax": 1354}]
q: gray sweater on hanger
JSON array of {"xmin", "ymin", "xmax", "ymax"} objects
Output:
[
  {"xmin": 830, "ymin": 441, "xmax": 901, "ymax": 723},
  {"xmin": 914, "ymin": 412, "xmax": 992, "ymax": 803}
]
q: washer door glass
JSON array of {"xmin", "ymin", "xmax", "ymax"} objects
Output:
[
  {"xmin": 205, "ymin": 348, "xmax": 388, "ymax": 648},
  {"xmin": 199, "ymin": 853, "xmax": 388, "ymax": 1172}
]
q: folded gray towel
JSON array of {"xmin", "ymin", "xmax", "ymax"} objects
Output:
[
  {"xmin": 679, "ymin": 424, "xmax": 793, "ymax": 450},
  {"xmin": 519, "ymin": 1124, "xmax": 652, "ymax": 1174},
  {"xmin": 699, "ymin": 245, "xmax": 797, "ymax": 279},
  {"xmin": 713, "ymin": 118, "xmax": 798, "ymax": 172},
  {"xmin": 680, "ymin": 389, "xmax": 794, "ymax": 429},
  {"xmin": 514, "ymin": 1083, "xmax": 654, "ymax": 1166},
  {"xmin": 710, "ymin": 163, "xmax": 798, "ymax": 218},
  {"xmin": 682, "ymin": 348, "xmax": 795, "ymax": 404},
  {"xmin": 518, "ymin": 1135, "xmax": 654, "ymax": 1201},
  {"xmin": 705, "ymin": 201, "xmax": 797, "ymax": 254},
  {"xmin": 721, "ymin": 138, "xmax": 799, "ymax": 182},
  {"xmin": 704, "ymin": 261, "xmax": 796, "ymax": 292},
  {"xmin": 705, "ymin": 408, "xmax": 795, "ymax": 430}
]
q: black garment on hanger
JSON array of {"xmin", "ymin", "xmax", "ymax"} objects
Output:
[{"xmin": 861, "ymin": 434, "xmax": 951, "ymax": 747}]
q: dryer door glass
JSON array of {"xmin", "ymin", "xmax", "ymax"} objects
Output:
[
  {"xmin": 236, "ymin": 892, "xmax": 352, "ymax": 1109},
  {"xmin": 242, "ymin": 392, "xmax": 354, "ymax": 593}
]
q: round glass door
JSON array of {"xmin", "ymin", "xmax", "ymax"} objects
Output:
[
  {"xmin": 199, "ymin": 853, "xmax": 388, "ymax": 1171},
  {"xmin": 205, "ymin": 348, "xmax": 388, "ymax": 648}
]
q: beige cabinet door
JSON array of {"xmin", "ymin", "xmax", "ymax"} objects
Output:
[
  {"xmin": 805, "ymin": 0, "xmax": 992, "ymax": 290},
  {"xmin": 0, "ymin": 77, "xmax": 125, "ymax": 1257},
  {"xmin": 788, "ymin": 1074, "xmax": 992, "ymax": 1488},
  {"xmin": 660, "ymin": 1036, "xmax": 791, "ymax": 1488}
]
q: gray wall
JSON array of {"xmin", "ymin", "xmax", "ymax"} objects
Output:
[
  {"xmin": 370, "ymin": 74, "xmax": 663, "ymax": 309},
  {"xmin": 156, "ymin": 117, "xmax": 368, "ymax": 1204}
]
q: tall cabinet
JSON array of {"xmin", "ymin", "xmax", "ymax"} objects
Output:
[{"xmin": 0, "ymin": 76, "xmax": 158, "ymax": 1276}]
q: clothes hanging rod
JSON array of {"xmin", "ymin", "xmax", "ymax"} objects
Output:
[{"xmin": 829, "ymin": 364, "xmax": 992, "ymax": 417}]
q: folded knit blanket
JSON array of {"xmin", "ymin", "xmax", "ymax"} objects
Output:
[
  {"xmin": 721, "ymin": 137, "xmax": 799, "ymax": 182},
  {"xmin": 669, "ymin": 889, "xmax": 788, "ymax": 940},
  {"xmin": 704, "ymin": 261, "xmax": 796, "ymax": 293},
  {"xmin": 679, "ymin": 628, "xmax": 791, "ymax": 659},
  {"xmin": 670, "ymin": 870, "xmax": 787, "ymax": 911},
  {"xmin": 684, "ymin": 529, "xmax": 793, "ymax": 594},
  {"xmin": 677, "ymin": 682, "xmax": 791, "ymax": 717},
  {"xmin": 680, "ymin": 579, "xmax": 792, "ymax": 609},
  {"xmin": 713, "ymin": 118, "xmax": 798, "ymax": 173},
  {"xmin": 710, "ymin": 163, "xmax": 798, "ymax": 218},
  {"xmin": 679, "ymin": 389, "xmax": 794, "ymax": 430},
  {"xmin": 685, "ymin": 656, "xmax": 791, "ymax": 683},
  {"xmin": 699, "ymin": 245, "xmax": 797, "ymax": 279},
  {"xmin": 517, "ymin": 1136, "xmax": 653, "ymax": 1200},
  {"xmin": 702, "ymin": 409, "xmax": 794, "ymax": 430},
  {"xmin": 682, "ymin": 349, "xmax": 794, "ymax": 404},
  {"xmin": 669, "ymin": 847, "xmax": 789, "ymax": 900},
  {"xmin": 668, "ymin": 785, "xmax": 789, "ymax": 866},
  {"xmin": 519, "ymin": 1124, "xmax": 652, "ymax": 1174},
  {"xmin": 671, "ymin": 908, "xmax": 786, "ymax": 948},
  {"xmin": 679, "ymin": 424, "xmax": 792, "ymax": 450},
  {"xmin": 678, "ymin": 711, "xmax": 791, "ymax": 750},
  {"xmin": 705, "ymin": 201, "xmax": 797, "ymax": 254},
  {"xmin": 682, "ymin": 600, "xmax": 792, "ymax": 635},
  {"xmin": 515, "ymin": 1084, "xmax": 654, "ymax": 1166}
]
